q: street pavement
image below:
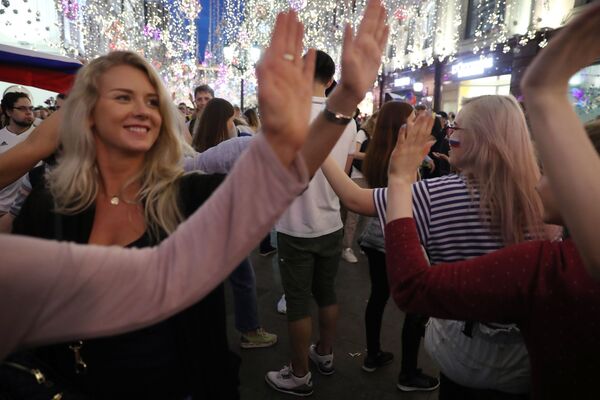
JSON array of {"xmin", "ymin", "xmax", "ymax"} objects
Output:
[{"xmin": 224, "ymin": 241, "xmax": 440, "ymax": 400}]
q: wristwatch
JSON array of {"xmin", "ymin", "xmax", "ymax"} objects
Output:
[{"xmin": 323, "ymin": 106, "xmax": 353, "ymax": 125}]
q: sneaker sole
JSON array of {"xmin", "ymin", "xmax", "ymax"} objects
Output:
[
  {"xmin": 241, "ymin": 338, "xmax": 278, "ymax": 349},
  {"xmin": 265, "ymin": 375, "xmax": 313, "ymax": 397},
  {"xmin": 361, "ymin": 358, "xmax": 393, "ymax": 373},
  {"xmin": 396, "ymin": 382, "xmax": 440, "ymax": 392}
]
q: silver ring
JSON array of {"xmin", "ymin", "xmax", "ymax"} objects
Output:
[{"xmin": 282, "ymin": 53, "xmax": 295, "ymax": 61}]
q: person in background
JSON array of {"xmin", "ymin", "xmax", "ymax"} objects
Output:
[
  {"xmin": 357, "ymin": 101, "xmax": 439, "ymax": 392},
  {"xmin": 244, "ymin": 108, "xmax": 261, "ymax": 133},
  {"xmin": 265, "ymin": 1, "xmax": 389, "ymax": 395},
  {"xmin": 341, "ymin": 111, "xmax": 378, "ymax": 263},
  {"xmin": 0, "ymin": 92, "xmax": 36, "ymax": 217},
  {"xmin": 54, "ymin": 93, "xmax": 66, "ymax": 111},
  {"xmin": 188, "ymin": 84, "xmax": 214, "ymax": 134}
]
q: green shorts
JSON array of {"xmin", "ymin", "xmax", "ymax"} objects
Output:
[{"xmin": 277, "ymin": 229, "xmax": 343, "ymax": 322}]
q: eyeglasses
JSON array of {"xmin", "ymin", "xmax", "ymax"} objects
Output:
[
  {"xmin": 447, "ymin": 124, "xmax": 464, "ymax": 148},
  {"xmin": 12, "ymin": 106, "xmax": 34, "ymax": 113}
]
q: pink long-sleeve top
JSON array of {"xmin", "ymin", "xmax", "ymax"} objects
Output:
[
  {"xmin": 385, "ymin": 218, "xmax": 600, "ymax": 400},
  {"xmin": 0, "ymin": 135, "xmax": 308, "ymax": 360}
]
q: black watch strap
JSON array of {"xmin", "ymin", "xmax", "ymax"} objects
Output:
[{"xmin": 322, "ymin": 107, "xmax": 353, "ymax": 125}]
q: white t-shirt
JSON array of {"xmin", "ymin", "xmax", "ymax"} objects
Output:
[
  {"xmin": 0, "ymin": 125, "xmax": 36, "ymax": 213},
  {"xmin": 350, "ymin": 129, "xmax": 368, "ymax": 179},
  {"xmin": 276, "ymin": 97, "xmax": 357, "ymax": 237}
]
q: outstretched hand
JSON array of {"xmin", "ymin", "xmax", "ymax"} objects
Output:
[
  {"xmin": 256, "ymin": 10, "xmax": 315, "ymax": 159},
  {"xmin": 388, "ymin": 113, "xmax": 435, "ymax": 184},
  {"xmin": 521, "ymin": 1, "xmax": 600, "ymax": 95},
  {"xmin": 329, "ymin": 0, "xmax": 389, "ymax": 112}
]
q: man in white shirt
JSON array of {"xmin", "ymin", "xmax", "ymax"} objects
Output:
[
  {"xmin": 266, "ymin": 50, "xmax": 357, "ymax": 396},
  {"xmin": 0, "ymin": 92, "xmax": 36, "ymax": 216}
]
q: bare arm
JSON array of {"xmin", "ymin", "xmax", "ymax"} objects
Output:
[
  {"xmin": 521, "ymin": 1, "xmax": 600, "ymax": 279},
  {"xmin": 321, "ymin": 156, "xmax": 376, "ymax": 215},
  {"xmin": 0, "ymin": 136, "xmax": 308, "ymax": 358},
  {"xmin": 0, "ymin": 109, "xmax": 62, "ymax": 189}
]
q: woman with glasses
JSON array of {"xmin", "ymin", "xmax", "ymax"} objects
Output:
[
  {"xmin": 321, "ymin": 94, "xmax": 555, "ymax": 398},
  {"xmin": 381, "ymin": 6, "xmax": 600, "ymax": 393}
]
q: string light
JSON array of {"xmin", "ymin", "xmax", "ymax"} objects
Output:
[{"xmin": 0, "ymin": 0, "xmax": 579, "ymax": 105}]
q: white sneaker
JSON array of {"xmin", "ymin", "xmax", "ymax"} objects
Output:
[
  {"xmin": 265, "ymin": 365, "xmax": 313, "ymax": 397},
  {"xmin": 341, "ymin": 247, "xmax": 358, "ymax": 263},
  {"xmin": 309, "ymin": 343, "xmax": 335, "ymax": 375},
  {"xmin": 277, "ymin": 294, "xmax": 287, "ymax": 315}
]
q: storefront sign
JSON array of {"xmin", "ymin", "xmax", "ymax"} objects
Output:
[
  {"xmin": 394, "ymin": 77, "xmax": 411, "ymax": 87},
  {"xmin": 451, "ymin": 57, "xmax": 494, "ymax": 78}
]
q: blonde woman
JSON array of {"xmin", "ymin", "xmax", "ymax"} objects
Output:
[
  {"xmin": 8, "ymin": 50, "xmax": 244, "ymax": 399},
  {"xmin": 321, "ymin": 95, "xmax": 550, "ymax": 397}
]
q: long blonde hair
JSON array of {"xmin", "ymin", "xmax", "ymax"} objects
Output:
[
  {"xmin": 48, "ymin": 51, "xmax": 185, "ymax": 239},
  {"xmin": 454, "ymin": 95, "xmax": 545, "ymax": 244}
]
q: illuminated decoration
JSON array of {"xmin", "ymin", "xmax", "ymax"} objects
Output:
[
  {"xmin": 394, "ymin": 77, "xmax": 411, "ymax": 87},
  {"xmin": 0, "ymin": 0, "xmax": 584, "ymax": 107},
  {"xmin": 451, "ymin": 57, "xmax": 494, "ymax": 78},
  {"xmin": 0, "ymin": 0, "xmax": 203, "ymax": 105},
  {"xmin": 412, "ymin": 81, "xmax": 423, "ymax": 92}
]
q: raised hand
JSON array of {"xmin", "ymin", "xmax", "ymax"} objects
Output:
[
  {"xmin": 255, "ymin": 10, "xmax": 316, "ymax": 162},
  {"xmin": 520, "ymin": 2, "xmax": 600, "ymax": 279},
  {"xmin": 329, "ymin": 0, "xmax": 389, "ymax": 113},
  {"xmin": 521, "ymin": 1, "xmax": 600, "ymax": 95},
  {"xmin": 388, "ymin": 113, "xmax": 435, "ymax": 184}
]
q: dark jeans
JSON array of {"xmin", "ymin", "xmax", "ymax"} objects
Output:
[
  {"xmin": 439, "ymin": 374, "xmax": 529, "ymax": 400},
  {"xmin": 362, "ymin": 247, "xmax": 428, "ymax": 375}
]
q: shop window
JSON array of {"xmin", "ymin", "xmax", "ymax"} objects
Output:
[{"xmin": 465, "ymin": 0, "xmax": 506, "ymax": 39}]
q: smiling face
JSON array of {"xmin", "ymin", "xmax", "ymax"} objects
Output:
[{"xmin": 90, "ymin": 64, "xmax": 162, "ymax": 158}]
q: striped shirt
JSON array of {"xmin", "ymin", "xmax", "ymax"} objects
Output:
[
  {"xmin": 374, "ymin": 174, "xmax": 531, "ymax": 393},
  {"xmin": 374, "ymin": 174, "xmax": 505, "ymax": 262}
]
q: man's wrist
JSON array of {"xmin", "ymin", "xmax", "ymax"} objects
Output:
[{"xmin": 326, "ymin": 85, "xmax": 361, "ymax": 116}]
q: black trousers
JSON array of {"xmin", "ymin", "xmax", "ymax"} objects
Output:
[{"xmin": 362, "ymin": 247, "xmax": 428, "ymax": 375}]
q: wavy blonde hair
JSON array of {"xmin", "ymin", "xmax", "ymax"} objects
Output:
[
  {"xmin": 48, "ymin": 51, "xmax": 185, "ymax": 239},
  {"xmin": 454, "ymin": 95, "xmax": 545, "ymax": 244}
]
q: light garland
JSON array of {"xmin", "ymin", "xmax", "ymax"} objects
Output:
[{"xmin": 0, "ymin": 0, "xmax": 581, "ymax": 107}]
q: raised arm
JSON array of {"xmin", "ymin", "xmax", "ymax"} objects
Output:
[
  {"xmin": 321, "ymin": 156, "xmax": 376, "ymax": 215},
  {"xmin": 0, "ymin": 109, "xmax": 62, "ymax": 189},
  {"xmin": 299, "ymin": 0, "xmax": 389, "ymax": 176},
  {"xmin": 0, "ymin": 135, "xmax": 308, "ymax": 359},
  {"xmin": 521, "ymin": 2, "xmax": 600, "ymax": 279}
]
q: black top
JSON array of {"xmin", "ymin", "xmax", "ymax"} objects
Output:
[{"xmin": 11, "ymin": 172, "xmax": 239, "ymax": 400}]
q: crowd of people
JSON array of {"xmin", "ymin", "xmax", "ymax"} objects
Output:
[{"xmin": 0, "ymin": 0, "xmax": 599, "ymax": 399}]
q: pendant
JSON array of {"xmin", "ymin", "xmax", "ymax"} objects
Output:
[{"xmin": 110, "ymin": 196, "xmax": 120, "ymax": 206}]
